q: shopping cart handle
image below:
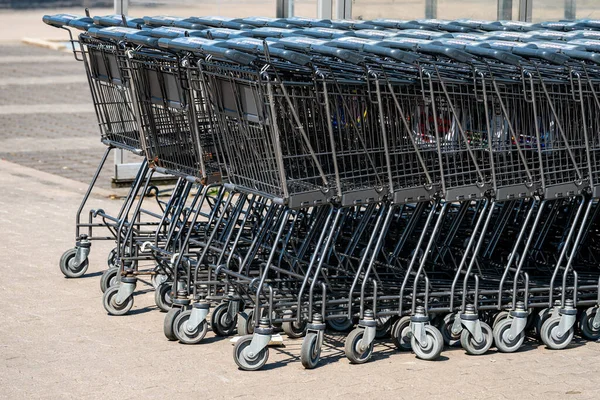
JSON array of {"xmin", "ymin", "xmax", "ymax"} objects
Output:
[
  {"xmin": 520, "ymin": 49, "xmax": 571, "ymax": 64},
  {"xmin": 93, "ymin": 14, "xmax": 145, "ymax": 28},
  {"xmin": 381, "ymin": 38, "xmax": 473, "ymax": 62},
  {"xmin": 572, "ymin": 19, "xmax": 600, "ymax": 30},
  {"xmin": 143, "ymin": 16, "xmax": 208, "ymax": 30},
  {"xmin": 410, "ymin": 19, "xmax": 474, "ymax": 33},
  {"xmin": 434, "ymin": 40, "xmax": 523, "ymax": 66},
  {"xmin": 529, "ymin": 41, "xmax": 600, "ymax": 64},
  {"xmin": 203, "ymin": 45, "xmax": 257, "ymax": 65},
  {"xmin": 88, "ymin": 26, "xmax": 145, "ymax": 41},
  {"xmin": 157, "ymin": 36, "xmax": 219, "ymax": 52},
  {"xmin": 371, "ymin": 45, "xmax": 420, "ymax": 63},
  {"xmin": 43, "ymin": 14, "xmax": 92, "ymax": 29},
  {"xmin": 124, "ymin": 32, "xmax": 160, "ymax": 47},
  {"xmin": 330, "ymin": 37, "xmax": 419, "ymax": 63},
  {"xmin": 187, "ymin": 16, "xmax": 253, "ymax": 30},
  {"xmin": 241, "ymin": 17, "xmax": 296, "ymax": 29},
  {"xmin": 148, "ymin": 26, "xmax": 201, "ymax": 39},
  {"xmin": 198, "ymin": 28, "xmax": 252, "ymax": 40},
  {"xmin": 392, "ymin": 29, "xmax": 454, "ymax": 40},
  {"xmin": 311, "ymin": 45, "xmax": 366, "ymax": 65},
  {"xmin": 223, "ymin": 37, "xmax": 311, "ymax": 66},
  {"xmin": 568, "ymin": 39, "xmax": 600, "ymax": 53},
  {"xmin": 283, "ymin": 17, "xmax": 333, "ymax": 28},
  {"xmin": 468, "ymin": 46, "xmax": 523, "ymax": 66},
  {"xmin": 369, "ymin": 19, "xmax": 438, "ymax": 31},
  {"xmin": 249, "ymin": 27, "xmax": 303, "ymax": 39},
  {"xmin": 330, "ymin": 20, "xmax": 380, "ymax": 31},
  {"xmin": 301, "ymin": 28, "xmax": 355, "ymax": 39}
]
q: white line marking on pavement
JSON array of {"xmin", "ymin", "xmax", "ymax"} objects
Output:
[
  {"xmin": 0, "ymin": 137, "xmax": 99, "ymax": 153},
  {"xmin": 0, "ymin": 103, "xmax": 94, "ymax": 115},
  {"xmin": 0, "ymin": 55, "xmax": 76, "ymax": 64},
  {"xmin": 0, "ymin": 75, "xmax": 87, "ymax": 86}
]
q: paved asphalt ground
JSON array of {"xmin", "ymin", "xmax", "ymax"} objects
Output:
[{"xmin": 2, "ymin": 4, "xmax": 600, "ymax": 400}]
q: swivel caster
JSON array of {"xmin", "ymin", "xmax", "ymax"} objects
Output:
[
  {"xmin": 164, "ymin": 293, "xmax": 190, "ymax": 340},
  {"xmin": 233, "ymin": 318, "xmax": 272, "ymax": 371},
  {"xmin": 282, "ymin": 310, "xmax": 307, "ymax": 339},
  {"xmin": 164, "ymin": 307, "xmax": 181, "ymax": 341},
  {"xmin": 438, "ymin": 313, "xmax": 461, "ymax": 347},
  {"xmin": 459, "ymin": 305, "xmax": 493, "ymax": 355},
  {"xmin": 578, "ymin": 306, "xmax": 600, "ymax": 340},
  {"xmin": 237, "ymin": 309, "xmax": 255, "ymax": 336},
  {"xmin": 107, "ymin": 247, "xmax": 118, "ymax": 269},
  {"xmin": 211, "ymin": 302, "xmax": 238, "ymax": 337},
  {"xmin": 375, "ymin": 315, "xmax": 393, "ymax": 339},
  {"xmin": 531, "ymin": 305, "xmax": 555, "ymax": 339},
  {"xmin": 59, "ymin": 237, "xmax": 90, "ymax": 279},
  {"xmin": 300, "ymin": 314, "xmax": 326, "ymax": 369},
  {"xmin": 391, "ymin": 316, "xmax": 412, "ymax": 351},
  {"xmin": 100, "ymin": 267, "xmax": 119, "ymax": 293},
  {"xmin": 151, "ymin": 271, "xmax": 168, "ymax": 290},
  {"xmin": 154, "ymin": 282, "xmax": 174, "ymax": 312},
  {"xmin": 102, "ymin": 277, "xmax": 136, "ymax": 316},
  {"xmin": 174, "ymin": 302, "xmax": 210, "ymax": 345},
  {"xmin": 326, "ymin": 316, "xmax": 353, "ymax": 332},
  {"xmin": 540, "ymin": 300, "xmax": 577, "ymax": 350},
  {"xmin": 344, "ymin": 310, "xmax": 376, "ymax": 364},
  {"xmin": 410, "ymin": 306, "xmax": 444, "ymax": 361},
  {"xmin": 493, "ymin": 303, "xmax": 528, "ymax": 353}
]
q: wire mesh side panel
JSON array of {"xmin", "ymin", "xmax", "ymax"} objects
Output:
[
  {"xmin": 80, "ymin": 35, "xmax": 141, "ymax": 151},
  {"xmin": 428, "ymin": 78, "xmax": 494, "ymax": 200},
  {"xmin": 485, "ymin": 80, "xmax": 542, "ymax": 198},
  {"xmin": 130, "ymin": 52, "xmax": 209, "ymax": 178},
  {"xmin": 584, "ymin": 77, "xmax": 600, "ymax": 193},
  {"xmin": 321, "ymin": 77, "xmax": 389, "ymax": 200},
  {"xmin": 379, "ymin": 81, "xmax": 442, "ymax": 201},
  {"xmin": 534, "ymin": 77, "xmax": 589, "ymax": 193},
  {"xmin": 200, "ymin": 61, "xmax": 336, "ymax": 204}
]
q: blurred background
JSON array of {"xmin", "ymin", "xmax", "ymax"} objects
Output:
[{"xmin": 1, "ymin": 0, "xmax": 599, "ymax": 22}]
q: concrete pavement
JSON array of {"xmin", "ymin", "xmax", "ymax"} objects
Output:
[{"xmin": 1, "ymin": 158, "xmax": 600, "ymax": 399}]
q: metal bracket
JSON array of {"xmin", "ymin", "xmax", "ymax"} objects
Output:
[
  {"xmin": 507, "ymin": 315, "xmax": 528, "ymax": 341},
  {"xmin": 410, "ymin": 321, "xmax": 428, "ymax": 346},
  {"xmin": 243, "ymin": 332, "xmax": 272, "ymax": 359},
  {"xmin": 461, "ymin": 316, "xmax": 484, "ymax": 344},
  {"xmin": 115, "ymin": 280, "xmax": 136, "ymax": 305},
  {"xmin": 592, "ymin": 307, "xmax": 600, "ymax": 330},
  {"xmin": 186, "ymin": 303, "xmax": 209, "ymax": 332}
]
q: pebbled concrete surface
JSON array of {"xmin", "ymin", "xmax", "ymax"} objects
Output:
[{"xmin": 1, "ymin": 159, "xmax": 600, "ymax": 399}]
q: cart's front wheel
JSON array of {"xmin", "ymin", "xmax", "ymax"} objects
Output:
[
  {"xmin": 100, "ymin": 267, "xmax": 119, "ymax": 293},
  {"xmin": 301, "ymin": 332, "xmax": 321, "ymax": 369},
  {"xmin": 541, "ymin": 316, "xmax": 573, "ymax": 350},
  {"xmin": 164, "ymin": 307, "xmax": 181, "ymax": 341},
  {"xmin": 411, "ymin": 325, "xmax": 444, "ymax": 361},
  {"xmin": 102, "ymin": 285, "xmax": 133, "ymax": 316},
  {"xmin": 344, "ymin": 328, "xmax": 374, "ymax": 364},
  {"xmin": 174, "ymin": 309, "xmax": 208, "ymax": 345},
  {"xmin": 233, "ymin": 335, "xmax": 269, "ymax": 371},
  {"xmin": 460, "ymin": 321, "xmax": 493, "ymax": 355},
  {"xmin": 154, "ymin": 282, "xmax": 173, "ymax": 313},
  {"xmin": 211, "ymin": 302, "xmax": 237, "ymax": 337},
  {"xmin": 578, "ymin": 307, "xmax": 600, "ymax": 341},
  {"xmin": 237, "ymin": 310, "xmax": 255, "ymax": 336},
  {"xmin": 282, "ymin": 316, "xmax": 307, "ymax": 339},
  {"xmin": 60, "ymin": 248, "xmax": 89, "ymax": 278},
  {"xmin": 391, "ymin": 316, "xmax": 412, "ymax": 351},
  {"xmin": 493, "ymin": 318, "xmax": 525, "ymax": 353}
]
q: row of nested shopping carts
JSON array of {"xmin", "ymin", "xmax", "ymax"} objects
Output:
[{"xmin": 45, "ymin": 11, "xmax": 600, "ymax": 370}]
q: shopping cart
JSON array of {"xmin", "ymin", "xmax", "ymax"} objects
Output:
[{"xmin": 42, "ymin": 12, "xmax": 600, "ymax": 373}]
